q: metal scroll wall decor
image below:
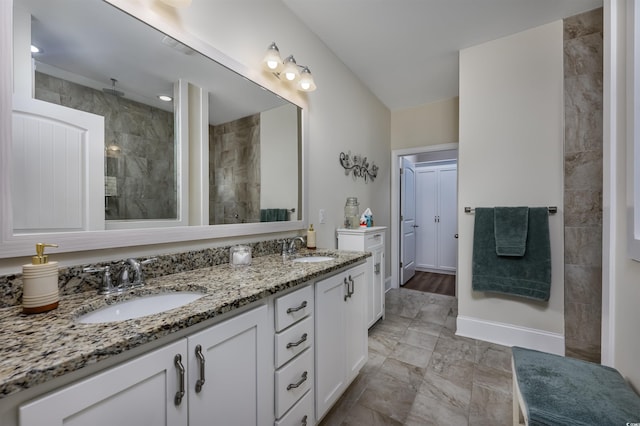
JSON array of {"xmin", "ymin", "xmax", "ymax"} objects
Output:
[{"xmin": 339, "ymin": 151, "xmax": 378, "ymax": 183}]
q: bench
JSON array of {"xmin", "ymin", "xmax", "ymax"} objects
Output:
[{"xmin": 511, "ymin": 346, "xmax": 640, "ymax": 425}]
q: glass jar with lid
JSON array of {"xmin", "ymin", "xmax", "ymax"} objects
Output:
[{"xmin": 344, "ymin": 197, "xmax": 360, "ymax": 229}]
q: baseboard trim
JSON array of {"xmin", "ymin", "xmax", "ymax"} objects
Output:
[{"xmin": 456, "ymin": 315, "xmax": 565, "ymax": 355}]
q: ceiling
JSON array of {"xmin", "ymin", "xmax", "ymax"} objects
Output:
[{"xmin": 282, "ymin": 0, "xmax": 603, "ymax": 111}]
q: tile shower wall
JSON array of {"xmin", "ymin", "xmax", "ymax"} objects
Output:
[
  {"xmin": 34, "ymin": 72, "xmax": 176, "ymax": 221},
  {"xmin": 209, "ymin": 114, "xmax": 261, "ymax": 224},
  {"xmin": 563, "ymin": 8, "xmax": 603, "ymax": 363}
]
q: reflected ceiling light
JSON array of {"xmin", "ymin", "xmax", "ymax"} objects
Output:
[
  {"xmin": 159, "ymin": 0, "xmax": 192, "ymax": 7},
  {"xmin": 157, "ymin": 94, "xmax": 173, "ymax": 102},
  {"xmin": 30, "ymin": 44, "xmax": 41, "ymax": 53},
  {"xmin": 262, "ymin": 42, "xmax": 317, "ymax": 92}
]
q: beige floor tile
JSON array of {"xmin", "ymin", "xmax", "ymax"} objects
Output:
[
  {"xmin": 418, "ymin": 370, "xmax": 471, "ymax": 411},
  {"xmin": 468, "ymin": 383, "xmax": 513, "ymax": 426},
  {"xmin": 405, "ymin": 392, "xmax": 469, "ymax": 426},
  {"xmin": 342, "ymin": 403, "xmax": 404, "ymax": 426},
  {"xmin": 389, "ymin": 342, "xmax": 432, "ymax": 369},
  {"xmin": 378, "ymin": 357, "xmax": 426, "ymax": 392},
  {"xmin": 399, "ymin": 328, "xmax": 439, "ymax": 351},
  {"xmin": 358, "ymin": 372, "xmax": 418, "ymax": 423}
]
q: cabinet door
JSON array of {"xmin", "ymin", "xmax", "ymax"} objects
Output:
[
  {"xmin": 371, "ymin": 247, "xmax": 384, "ymax": 325},
  {"xmin": 345, "ymin": 264, "xmax": 367, "ymax": 382},
  {"xmin": 19, "ymin": 340, "xmax": 188, "ymax": 426},
  {"xmin": 315, "ymin": 272, "xmax": 347, "ymax": 419},
  {"xmin": 187, "ymin": 304, "xmax": 270, "ymax": 426}
]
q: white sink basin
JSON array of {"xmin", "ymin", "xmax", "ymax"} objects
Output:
[
  {"xmin": 77, "ymin": 292, "xmax": 205, "ymax": 324},
  {"xmin": 292, "ymin": 256, "xmax": 335, "ymax": 263}
]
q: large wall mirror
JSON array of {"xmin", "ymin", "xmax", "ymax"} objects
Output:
[{"xmin": 0, "ymin": 0, "xmax": 306, "ymax": 258}]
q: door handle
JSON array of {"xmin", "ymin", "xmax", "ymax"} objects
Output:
[
  {"xmin": 174, "ymin": 354, "xmax": 185, "ymax": 406},
  {"xmin": 195, "ymin": 344, "xmax": 206, "ymax": 393}
]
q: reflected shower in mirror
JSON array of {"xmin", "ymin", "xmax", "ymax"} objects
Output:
[{"xmin": 12, "ymin": 0, "xmax": 301, "ymax": 235}]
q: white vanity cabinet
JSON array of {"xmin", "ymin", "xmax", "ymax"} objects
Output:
[
  {"xmin": 18, "ymin": 304, "xmax": 269, "ymax": 426},
  {"xmin": 314, "ymin": 263, "xmax": 367, "ymax": 421},
  {"xmin": 186, "ymin": 304, "xmax": 270, "ymax": 426},
  {"xmin": 19, "ymin": 339, "xmax": 189, "ymax": 426},
  {"xmin": 273, "ymin": 285, "xmax": 315, "ymax": 425},
  {"xmin": 337, "ymin": 227, "xmax": 386, "ymax": 328}
]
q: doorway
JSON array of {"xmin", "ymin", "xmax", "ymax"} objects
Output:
[{"xmin": 390, "ymin": 143, "xmax": 459, "ymax": 293}]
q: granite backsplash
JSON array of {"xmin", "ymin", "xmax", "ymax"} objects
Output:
[{"xmin": 0, "ymin": 238, "xmax": 285, "ymax": 308}]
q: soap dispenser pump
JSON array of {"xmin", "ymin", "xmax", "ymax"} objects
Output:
[
  {"xmin": 306, "ymin": 224, "xmax": 316, "ymax": 250},
  {"xmin": 22, "ymin": 243, "xmax": 59, "ymax": 314}
]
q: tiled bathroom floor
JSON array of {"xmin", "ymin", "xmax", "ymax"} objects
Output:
[{"xmin": 319, "ymin": 287, "xmax": 513, "ymax": 425}]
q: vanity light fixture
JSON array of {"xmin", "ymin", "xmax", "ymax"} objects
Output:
[
  {"xmin": 157, "ymin": 94, "xmax": 173, "ymax": 102},
  {"xmin": 262, "ymin": 42, "xmax": 317, "ymax": 92}
]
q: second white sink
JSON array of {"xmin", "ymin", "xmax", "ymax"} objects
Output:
[
  {"xmin": 292, "ymin": 256, "xmax": 335, "ymax": 263},
  {"xmin": 77, "ymin": 292, "xmax": 205, "ymax": 324}
]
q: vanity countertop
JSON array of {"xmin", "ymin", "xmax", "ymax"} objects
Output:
[{"xmin": 0, "ymin": 249, "xmax": 369, "ymax": 399}]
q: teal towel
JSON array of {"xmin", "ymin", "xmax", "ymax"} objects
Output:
[
  {"xmin": 494, "ymin": 206, "xmax": 529, "ymax": 256},
  {"xmin": 260, "ymin": 209, "xmax": 288, "ymax": 222},
  {"xmin": 472, "ymin": 207, "xmax": 551, "ymax": 301},
  {"xmin": 512, "ymin": 346, "xmax": 640, "ymax": 425}
]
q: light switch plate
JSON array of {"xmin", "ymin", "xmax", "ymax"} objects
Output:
[{"xmin": 319, "ymin": 209, "xmax": 326, "ymax": 224}]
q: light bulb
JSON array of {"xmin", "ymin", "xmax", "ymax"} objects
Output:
[
  {"xmin": 283, "ymin": 56, "xmax": 299, "ymax": 81},
  {"xmin": 263, "ymin": 42, "xmax": 283, "ymax": 73},
  {"xmin": 297, "ymin": 67, "xmax": 317, "ymax": 92}
]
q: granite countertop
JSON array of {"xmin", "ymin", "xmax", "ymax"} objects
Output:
[{"xmin": 0, "ymin": 249, "xmax": 369, "ymax": 399}]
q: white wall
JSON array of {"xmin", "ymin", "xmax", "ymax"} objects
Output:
[
  {"xmin": 391, "ymin": 97, "xmax": 459, "ymax": 149},
  {"xmin": 0, "ymin": 0, "xmax": 390, "ymax": 273},
  {"xmin": 457, "ymin": 21, "xmax": 565, "ymax": 353},
  {"xmin": 603, "ymin": 0, "xmax": 640, "ymax": 389}
]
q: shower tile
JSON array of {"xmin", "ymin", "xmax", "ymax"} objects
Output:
[
  {"xmin": 564, "ymin": 226, "xmax": 602, "ymax": 266},
  {"xmin": 565, "ymin": 264, "xmax": 602, "ymax": 305},
  {"xmin": 564, "ymin": 189, "xmax": 602, "ymax": 226},
  {"xmin": 564, "ymin": 150, "xmax": 603, "ymax": 191}
]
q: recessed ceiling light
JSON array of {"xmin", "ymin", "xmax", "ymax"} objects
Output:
[
  {"xmin": 30, "ymin": 45, "xmax": 41, "ymax": 53},
  {"xmin": 157, "ymin": 95, "xmax": 173, "ymax": 102}
]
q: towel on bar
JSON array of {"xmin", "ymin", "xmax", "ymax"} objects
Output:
[
  {"xmin": 260, "ymin": 209, "xmax": 288, "ymax": 222},
  {"xmin": 494, "ymin": 207, "xmax": 529, "ymax": 256},
  {"xmin": 472, "ymin": 207, "xmax": 551, "ymax": 301}
]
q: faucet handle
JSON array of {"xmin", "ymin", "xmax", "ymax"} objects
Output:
[{"xmin": 83, "ymin": 265, "xmax": 115, "ymax": 295}]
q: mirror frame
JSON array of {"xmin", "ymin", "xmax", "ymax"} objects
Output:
[{"xmin": 0, "ymin": 0, "xmax": 308, "ymax": 258}]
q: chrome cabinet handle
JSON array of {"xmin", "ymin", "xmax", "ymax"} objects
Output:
[
  {"xmin": 301, "ymin": 415, "xmax": 308, "ymax": 426},
  {"xmin": 287, "ymin": 371, "xmax": 308, "ymax": 390},
  {"xmin": 374, "ymin": 263, "xmax": 381, "ymax": 274},
  {"xmin": 348, "ymin": 275, "xmax": 354, "ymax": 297},
  {"xmin": 286, "ymin": 333, "xmax": 308, "ymax": 349},
  {"xmin": 343, "ymin": 277, "xmax": 349, "ymax": 301},
  {"xmin": 195, "ymin": 344, "xmax": 205, "ymax": 393},
  {"xmin": 286, "ymin": 300, "xmax": 308, "ymax": 314},
  {"xmin": 174, "ymin": 354, "xmax": 185, "ymax": 406}
]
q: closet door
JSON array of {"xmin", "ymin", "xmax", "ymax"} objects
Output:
[
  {"xmin": 416, "ymin": 168, "xmax": 438, "ymax": 269},
  {"xmin": 437, "ymin": 166, "xmax": 458, "ymax": 271}
]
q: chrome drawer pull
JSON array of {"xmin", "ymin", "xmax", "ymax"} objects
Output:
[
  {"xmin": 301, "ymin": 415, "xmax": 308, "ymax": 426},
  {"xmin": 174, "ymin": 354, "xmax": 185, "ymax": 406},
  {"xmin": 348, "ymin": 275, "xmax": 355, "ymax": 297},
  {"xmin": 286, "ymin": 333, "xmax": 308, "ymax": 349},
  {"xmin": 374, "ymin": 262, "xmax": 381, "ymax": 274},
  {"xmin": 195, "ymin": 344, "xmax": 206, "ymax": 393},
  {"xmin": 287, "ymin": 300, "xmax": 307, "ymax": 314},
  {"xmin": 287, "ymin": 371, "xmax": 308, "ymax": 390}
]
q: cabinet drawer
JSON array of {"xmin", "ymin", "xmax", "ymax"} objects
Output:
[
  {"xmin": 275, "ymin": 316, "xmax": 313, "ymax": 368},
  {"xmin": 364, "ymin": 233, "xmax": 384, "ymax": 249},
  {"xmin": 275, "ymin": 389, "xmax": 313, "ymax": 426},
  {"xmin": 275, "ymin": 285, "xmax": 313, "ymax": 332},
  {"xmin": 275, "ymin": 348, "xmax": 313, "ymax": 418}
]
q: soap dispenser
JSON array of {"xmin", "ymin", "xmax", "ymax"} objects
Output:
[
  {"xmin": 22, "ymin": 243, "xmax": 59, "ymax": 314},
  {"xmin": 306, "ymin": 224, "xmax": 316, "ymax": 250}
]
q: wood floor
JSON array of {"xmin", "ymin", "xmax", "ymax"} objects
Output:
[{"xmin": 402, "ymin": 271, "xmax": 455, "ymax": 296}]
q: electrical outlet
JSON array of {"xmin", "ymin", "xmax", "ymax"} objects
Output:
[{"xmin": 319, "ymin": 209, "xmax": 326, "ymax": 224}]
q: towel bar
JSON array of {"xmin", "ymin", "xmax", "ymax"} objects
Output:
[{"xmin": 464, "ymin": 206, "xmax": 557, "ymax": 214}]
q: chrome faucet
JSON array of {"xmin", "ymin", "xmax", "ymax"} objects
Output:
[
  {"xmin": 288, "ymin": 236, "xmax": 306, "ymax": 255},
  {"xmin": 118, "ymin": 257, "xmax": 157, "ymax": 288}
]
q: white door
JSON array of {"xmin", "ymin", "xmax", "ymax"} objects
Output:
[
  {"xmin": 187, "ymin": 305, "xmax": 270, "ymax": 426},
  {"xmin": 438, "ymin": 166, "xmax": 458, "ymax": 271},
  {"xmin": 400, "ymin": 157, "xmax": 416, "ymax": 284},
  {"xmin": 416, "ymin": 168, "xmax": 438, "ymax": 269}
]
